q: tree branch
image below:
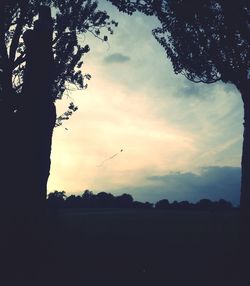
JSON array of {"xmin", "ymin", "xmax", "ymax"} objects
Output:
[
  {"xmin": 7, "ymin": 6, "xmax": 19, "ymax": 28},
  {"xmin": 13, "ymin": 53, "xmax": 26, "ymax": 68},
  {"xmin": 52, "ymin": 31, "xmax": 74, "ymax": 46},
  {"xmin": 0, "ymin": 5, "xmax": 12, "ymax": 96},
  {"xmin": 182, "ymin": 72, "xmax": 221, "ymax": 84},
  {"xmin": 0, "ymin": 7, "xmax": 9, "ymax": 66},
  {"xmin": 87, "ymin": 28, "xmax": 109, "ymax": 44},
  {"xmin": 9, "ymin": 5, "xmax": 25, "ymax": 65}
]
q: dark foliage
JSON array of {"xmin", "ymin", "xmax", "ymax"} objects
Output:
[
  {"xmin": 0, "ymin": 0, "xmax": 118, "ymax": 125},
  {"xmin": 108, "ymin": 0, "xmax": 250, "ymax": 225},
  {"xmin": 47, "ymin": 190, "xmax": 234, "ymax": 210},
  {"xmin": 155, "ymin": 198, "xmax": 170, "ymax": 209},
  {"xmin": 0, "ymin": 1, "xmax": 117, "ymax": 217},
  {"xmin": 109, "ymin": 0, "xmax": 249, "ymax": 87},
  {"xmin": 47, "ymin": 190, "xmax": 66, "ymax": 208},
  {"xmin": 155, "ymin": 198, "xmax": 233, "ymax": 211}
]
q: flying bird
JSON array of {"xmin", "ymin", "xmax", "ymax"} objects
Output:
[{"xmin": 97, "ymin": 149, "xmax": 124, "ymax": 167}]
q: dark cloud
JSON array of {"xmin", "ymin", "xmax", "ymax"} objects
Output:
[
  {"xmin": 176, "ymin": 79, "xmax": 216, "ymax": 98},
  {"xmin": 103, "ymin": 53, "xmax": 130, "ymax": 64},
  {"xmin": 220, "ymin": 82, "xmax": 239, "ymax": 94},
  {"xmin": 114, "ymin": 166, "xmax": 241, "ymax": 205},
  {"xmin": 179, "ymin": 83, "xmax": 202, "ymax": 97},
  {"xmin": 177, "ymin": 79, "xmax": 239, "ymax": 99}
]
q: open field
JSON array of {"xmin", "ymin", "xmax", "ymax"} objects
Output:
[{"xmin": 4, "ymin": 208, "xmax": 241, "ymax": 286}]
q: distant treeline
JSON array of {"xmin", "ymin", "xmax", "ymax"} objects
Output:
[{"xmin": 47, "ymin": 190, "xmax": 235, "ymax": 211}]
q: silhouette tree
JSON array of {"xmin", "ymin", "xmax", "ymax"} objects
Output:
[
  {"xmin": 82, "ymin": 189, "xmax": 94, "ymax": 199},
  {"xmin": 196, "ymin": 198, "xmax": 214, "ymax": 211},
  {"xmin": 155, "ymin": 199, "xmax": 170, "ymax": 209},
  {"xmin": 47, "ymin": 190, "xmax": 66, "ymax": 208},
  {"xmin": 0, "ymin": 1, "xmax": 116, "ymax": 218},
  {"xmin": 216, "ymin": 199, "xmax": 233, "ymax": 210},
  {"xmin": 96, "ymin": 191, "xmax": 115, "ymax": 207},
  {"xmin": 116, "ymin": 193, "xmax": 133, "ymax": 208},
  {"xmin": 108, "ymin": 0, "xmax": 249, "ymax": 218},
  {"xmin": 81, "ymin": 189, "xmax": 96, "ymax": 207},
  {"xmin": 65, "ymin": 194, "xmax": 83, "ymax": 208}
]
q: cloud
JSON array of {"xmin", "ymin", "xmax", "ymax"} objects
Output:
[
  {"xmin": 112, "ymin": 166, "xmax": 241, "ymax": 205},
  {"xmin": 49, "ymin": 6, "xmax": 243, "ymax": 205},
  {"xmin": 176, "ymin": 80, "xmax": 215, "ymax": 98},
  {"xmin": 103, "ymin": 53, "xmax": 130, "ymax": 64},
  {"xmin": 175, "ymin": 78, "xmax": 238, "ymax": 100}
]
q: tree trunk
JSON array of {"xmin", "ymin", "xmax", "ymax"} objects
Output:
[
  {"xmin": 0, "ymin": 94, "xmax": 56, "ymax": 285},
  {"xmin": 20, "ymin": 7, "xmax": 55, "ymax": 227},
  {"xmin": 238, "ymin": 79, "xmax": 250, "ymax": 284},
  {"xmin": 0, "ymin": 6, "xmax": 56, "ymax": 253},
  {"xmin": 0, "ymin": 7, "xmax": 56, "ymax": 282},
  {"xmin": 240, "ymin": 80, "xmax": 250, "ymax": 226}
]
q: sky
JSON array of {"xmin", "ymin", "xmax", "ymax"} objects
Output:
[{"xmin": 48, "ymin": 1, "xmax": 243, "ymax": 205}]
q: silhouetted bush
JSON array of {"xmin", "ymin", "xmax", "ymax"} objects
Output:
[
  {"xmin": 96, "ymin": 192, "xmax": 115, "ymax": 208},
  {"xmin": 47, "ymin": 191, "xmax": 66, "ymax": 208},
  {"xmin": 46, "ymin": 190, "xmax": 234, "ymax": 211},
  {"xmin": 81, "ymin": 190, "xmax": 96, "ymax": 208},
  {"xmin": 195, "ymin": 199, "xmax": 214, "ymax": 211},
  {"xmin": 178, "ymin": 200, "xmax": 193, "ymax": 210},
  {"xmin": 155, "ymin": 199, "xmax": 170, "ymax": 209},
  {"xmin": 65, "ymin": 195, "xmax": 83, "ymax": 208},
  {"xmin": 155, "ymin": 198, "xmax": 234, "ymax": 211},
  {"xmin": 216, "ymin": 199, "xmax": 233, "ymax": 210},
  {"xmin": 132, "ymin": 201, "xmax": 153, "ymax": 209},
  {"xmin": 115, "ymin": 194, "xmax": 133, "ymax": 208}
]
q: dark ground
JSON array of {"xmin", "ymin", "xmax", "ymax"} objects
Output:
[{"xmin": 2, "ymin": 208, "xmax": 241, "ymax": 286}]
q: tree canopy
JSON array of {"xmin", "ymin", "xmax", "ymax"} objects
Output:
[
  {"xmin": 109, "ymin": 0, "xmax": 249, "ymax": 89},
  {"xmin": 108, "ymin": 0, "xmax": 250, "ymax": 215},
  {"xmin": 0, "ymin": 0, "xmax": 117, "ymax": 124},
  {"xmin": 47, "ymin": 190, "xmax": 233, "ymax": 210}
]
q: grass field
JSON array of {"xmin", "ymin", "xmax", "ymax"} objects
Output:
[{"xmin": 4, "ymin": 208, "xmax": 241, "ymax": 286}]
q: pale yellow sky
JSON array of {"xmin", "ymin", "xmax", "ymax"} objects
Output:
[{"xmin": 47, "ymin": 2, "xmax": 242, "ymax": 204}]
